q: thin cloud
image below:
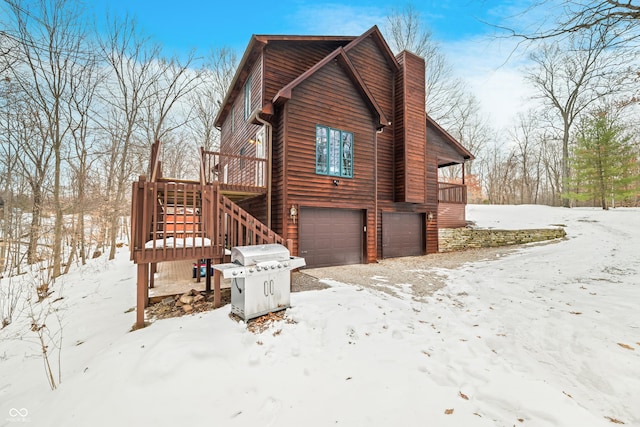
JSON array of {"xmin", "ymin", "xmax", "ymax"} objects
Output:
[
  {"xmin": 289, "ymin": 3, "xmax": 387, "ymax": 36},
  {"xmin": 442, "ymin": 34, "xmax": 537, "ymax": 130}
]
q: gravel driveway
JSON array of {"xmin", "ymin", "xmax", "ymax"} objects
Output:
[{"xmin": 291, "ymin": 245, "xmax": 523, "ymax": 300}]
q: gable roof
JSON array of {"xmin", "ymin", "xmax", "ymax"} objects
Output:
[
  {"xmin": 343, "ymin": 25, "xmax": 400, "ymax": 73},
  {"xmin": 272, "ymin": 47, "xmax": 391, "ymax": 128},
  {"xmin": 427, "ymin": 115, "xmax": 475, "ymax": 165},
  {"xmin": 214, "ymin": 34, "xmax": 356, "ymax": 127}
]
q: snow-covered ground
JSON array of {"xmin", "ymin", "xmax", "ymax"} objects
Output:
[{"xmin": 0, "ymin": 205, "xmax": 638, "ymax": 427}]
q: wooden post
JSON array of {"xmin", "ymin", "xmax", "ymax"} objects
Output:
[
  {"xmin": 205, "ymin": 258, "xmax": 212, "ymax": 292},
  {"xmin": 212, "ymin": 185, "xmax": 219, "ymax": 253},
  {"xmin": 149, "ymin": 263, "xmax": 156, "ymax": 288},
  {"xmin": 136, "ymin": 263, "xmax": 149, "ymax": 329},
  {"xmin": 462, "ymin": 162, "xmax": 466, "ymax": 185},
  {"xmin": 213, "ymin": 260, "xmax": 221, "ymax": 308}
]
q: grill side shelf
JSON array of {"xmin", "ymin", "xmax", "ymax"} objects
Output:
[{"xmin": 212, "ymin": 263, "xmax": 247, "ymax": 279}]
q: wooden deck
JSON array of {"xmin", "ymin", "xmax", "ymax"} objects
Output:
[
  {"xmin": 149, "ymin": 260, "xmax": 230, "ymax": 302},
  {"xmin": 131, "ymin": 141, "xmax": 292, "ymax": 328}
]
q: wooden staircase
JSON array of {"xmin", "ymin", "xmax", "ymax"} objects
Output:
[{"xmin": 130, "ymin": 140, "xmax": 287, "ymax": 328}]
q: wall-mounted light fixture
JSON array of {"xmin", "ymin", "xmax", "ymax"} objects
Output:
[
  {"xmin": 290, "ymin": 205, "xmax": 298, "ymax": 224},
  {"xmin": 333, "ymin": 179, "xmax": 340, "ymax": 186},
  {"xmin": 427, "ymin": 212, "xmax": 434, "ymax": 222}
]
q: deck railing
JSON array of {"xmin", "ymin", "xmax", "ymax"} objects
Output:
[
  {"xmin": 131, "ymin": 176, "xmax": 285, "ymax": 264},
  {"xmin": 201, "ymin": 149, "xmax": 267, "ymax": 188},
  {"xmin": 217, "ymin": 193, "xmax": 285, "ymax": 248},
  {"xmin": 130, "ymin": 177, "xmax": 222, "ymax": 264},
  {"xmin": 438, "ymin": 182, "xmax": 467, "ymax": 204}
]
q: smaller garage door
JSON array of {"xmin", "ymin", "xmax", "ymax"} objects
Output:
[
  {"xmin": 299, "ymin": 208, "xmax": 363, "ymax": 268},
  {"xmin": 382, "ymin": 213, "xmax": 424, "ymax": 258}
]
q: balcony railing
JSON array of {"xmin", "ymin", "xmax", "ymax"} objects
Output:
[
  {"xmin": 438, "ymin": 182, "xmax": 467, "ymax": 204},
  {"xmin": 201, "ymin": 149, "xmax": 267, "ymax": 189},
  {"xmin": 130, "ymin": 177, "xmax": 286, "ymax": 265},
  {"xmin": 130, "ymin": 178, "xmax": 222, "ymax": 264}
]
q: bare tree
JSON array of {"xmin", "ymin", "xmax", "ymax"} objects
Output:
[
  {"xmin": 510, "ymin": 111, "xmax": 545, "ymax": 204},
  {"xmin": 525, "ymin": 24, "xmax": 633, "ymax": 207},
  {"xmin": 140, "ymin": 52, "xmax": 201, "ymax": 145},
  {"xmin": 0, "ymin": 75, "xmax": 20, "ymax": 275},
  {"xmin": 445, "ymin": 94, "xmax": 492, "ymax": 178},
  {"xmin": 384, "ymin": 3, "xmax": 465, "ymax": 123},
  {"xmin": 3, "ymin": 0, "xmax": 93, "ymax": 278},
  {"xmin": 66, "ymin": 47, "xmax": 102, "ymax": 269},
  {"xmin": 97, "ymin": 14, "xmax": 161, "ymax": 260},
  {"xmin": 187, "ymin": 46, "xmax": 238, "ymax": 152},
  {"xmin": 481, "ymin": 140, "xmax": 518, "ymax": 204},
  {"xmin": 1, "ymin": 80, "xmax": 52, "ymax": 266},
  {"xmin": 507, "ymin": 1, "xmax": 640, "ymax": 43}
]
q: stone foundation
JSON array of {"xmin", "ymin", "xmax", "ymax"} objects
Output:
[{"xmin": 438, "ymin": 227, "xmax": 566, "ymax": 252}]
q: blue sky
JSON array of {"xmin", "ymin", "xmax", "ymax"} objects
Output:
[
  {"xmin": 89, "ymin": 0, "xmax": 536, "ymax": 130},
  {"xmin": 91, "ymin": 0, "xmax": 520, "ymax": 56}
]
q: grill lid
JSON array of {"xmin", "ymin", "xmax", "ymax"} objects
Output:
[{"xmin": 231, "ymin": 244, "xmax": 291, "ymax": 266}]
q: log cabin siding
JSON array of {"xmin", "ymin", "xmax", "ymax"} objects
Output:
[
  {"xmin": 438, "ymin": 203, "xmax": 466, "ymax": 228},
  {"xmin": 425, "ymin": 154, "xmax": 439, "ymax": 253},
  {"xmin": 263, "ymin": 41, "xmax": 351, "ymax": 107},
  {"xmin": 427, "ymin": 121, "xmax": 466, "ymax": 165},
  {"xmin": 376, "ymin": 127, "xmax": 396, "ymax": 202},
  {"xmin": 213, "ymin": 26, "xmax": 472, "ymax": 265},
  {"xmin": 345, "ymin": 35, "xmax": 398, "ymax": 257},
  {"xmin": 394, "ymin": 54, "xmax": 407, "ymax": 202},
  {"xmin": 238, "ymin": 194, "xmax": 267, "ymax": 224},
  {"xmin": 270, "ymin": 108, "xmax": 286, "ymax": 236},
  {"xmin": 220, "ymin": 55, "xmax": 264, "ymax": 157},
  {"xmin": 394, "ymin": 51, "xmax": 426, "ymax": 204},
  {"xmin": 284, "ymin": 62, "xmax": 376, "ymax": 203},
  {"xmin": 344, "ymin": 36, "xmax": 395, "ymax": 122},
  {"xmin": 282, "ymin": 60, "xmax": 377, "ymax": 262}
]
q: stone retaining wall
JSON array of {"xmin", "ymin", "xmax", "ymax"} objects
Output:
[{"xmin": 438, "ymin": 227, "xmax": 566, "ymax": 252}]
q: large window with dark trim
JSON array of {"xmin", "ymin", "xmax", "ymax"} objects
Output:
[
  {"xmin": 243, "ymin": 76, "xmax": 252, "ymax": 120},
  {"xmin": 316, "ymin": 125, "xmax": 353, "ymax": 178}
]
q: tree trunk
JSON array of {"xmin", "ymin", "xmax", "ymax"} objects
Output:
[
  {"xmin": 562, "ymin": 122, "xmax": 571, "ymax": 208},
  {"xmin": 28, "ymin": 189, "xmax": 42, "ymax": 265},
  {"xmin": 52, "ymin": 144, "xmax": 63, "ymax": 278}
]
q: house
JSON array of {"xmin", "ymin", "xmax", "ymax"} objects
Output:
[
  {"xmin": 129, "ymin": 25, "xmax": 472, "ymax": 328},
  {"xmin": 212, "ymin": 25, "xmax": 473, "ymax": 268}
]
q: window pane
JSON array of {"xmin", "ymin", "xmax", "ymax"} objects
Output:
[
  {"xmin": 329, "ymin": 129, "xmax": 341, "ymax": 175},
  {"xmin": 316, "ymin": 126, "xmax": 328, "ymax": 174},
  {"xmin": 244, "ymin": 77, "xmax": 251, "ymax": 120},
  {"xmin": 341, "ymin": 132, "xmax": 353, "ymax": 177}
]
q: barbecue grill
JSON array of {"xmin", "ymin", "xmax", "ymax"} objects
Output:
[{"xmin": 212, "ymin": 244, "xmax": 305, "ymax": 321}]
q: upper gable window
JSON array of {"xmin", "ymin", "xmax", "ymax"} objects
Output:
[
  {"xmin": 243, "ymin": 76, "xmax": 252, "ymax": 120},
  {"xmin": 316, "ymin": 125, "xmax": 353, "ymax": 178}
]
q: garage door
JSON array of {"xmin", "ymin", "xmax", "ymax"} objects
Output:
[
  {"xmin": 299, "ymin": 208, "xmax": 363, "ymax": 268},
  {"xmin": 382, "ymin": 213, "xmax": 424, "ymax": 258}
]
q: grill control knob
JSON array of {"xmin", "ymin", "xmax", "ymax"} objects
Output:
[
  {"xmin": 256, "ymin": 266, "xmax": 261, "ymax": 271},
  {"xmin": 232, "ymin": 271, "xmax": 238, "ymax": 276},
  {"xmin": 270, "ymin": 264, "xmax": 275, "ymax": 269},
  {"xmin": 283, "ymin": 262, "xmax": 289, "ymax": 267},
  {"xmin": 249, "ymin": 268, "xmax": 254, "ymax": 273},
  {"xmin": 277, "ymin": 264, "xmax": 282, "ymax": 268}
]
